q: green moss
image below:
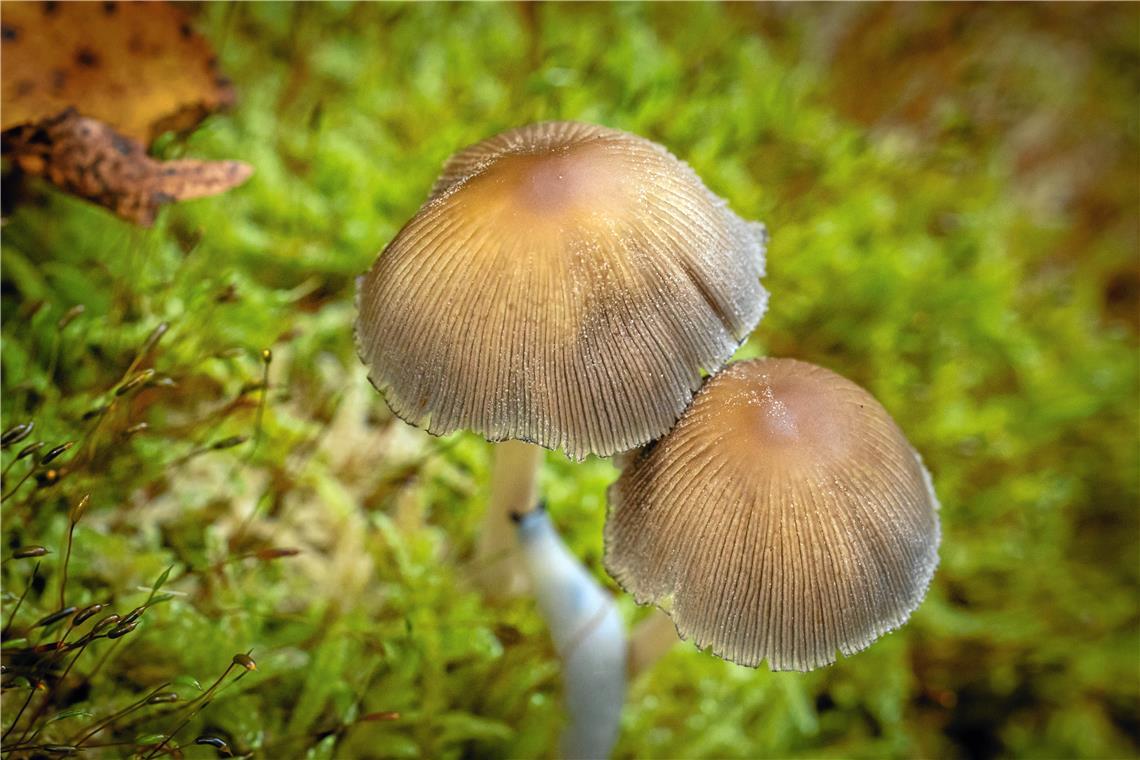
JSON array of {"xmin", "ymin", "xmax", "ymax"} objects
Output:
[{"xmin": 2, "ymin": 3, "xmax": 1136, "ymax": 758}]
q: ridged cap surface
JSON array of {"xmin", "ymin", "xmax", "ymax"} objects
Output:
[
  {"xmin": 605, "ymin": 358, "xmax": 941, "ymax": 670},
  {"xmin": 356, "ymin": 122, "xmax": 767, "ymax": 459}
]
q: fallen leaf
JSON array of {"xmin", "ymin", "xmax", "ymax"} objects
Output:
[
  {"xmin": 3, "ymin": 109, "xmax": 253, "ymax": 226},
  {"xmin": 1, "ymin": 1, "xmax": 234, "ymax": 143}
]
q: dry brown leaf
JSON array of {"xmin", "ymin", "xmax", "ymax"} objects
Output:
[
  {"xmin": 1, "ymin": 1, "xmax": 234, "ymax": 143},
  {"xmin": 3, "ymin": 109, "xmax": 253, "ymax": 226}
]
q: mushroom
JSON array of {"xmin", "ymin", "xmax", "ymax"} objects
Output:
[
  {"xmin": 355, "ymin": 121, "xmax": 768, "ymax": 592},
  {"xmin": 605, "ymin": 358, "xmax": 941, "ymax": 671}
]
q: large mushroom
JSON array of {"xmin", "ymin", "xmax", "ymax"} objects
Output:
[
  {"xmin": 356, "ymin": 121, "xmax": 768, "ymax": 592},
  {"xmin": 605, "ymin": 358, "xmax": 941, "ymax": 671}
]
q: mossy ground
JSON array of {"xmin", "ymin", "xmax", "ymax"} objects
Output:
[{"xmin": 2, "ymin": 4, "xmax": 1137, "ymax": 758}]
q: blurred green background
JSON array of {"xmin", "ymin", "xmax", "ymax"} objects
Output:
[{"xmin": 2, "ymin": 3, "xmax": 1137, "ymax": 758}]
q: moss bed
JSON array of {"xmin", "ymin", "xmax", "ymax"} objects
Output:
[{"xmin": 2, "ymin": 4, "xmax": 1137, "ymax": 758}]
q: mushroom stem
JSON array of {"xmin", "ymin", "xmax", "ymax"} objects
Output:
[
  {"xmin": 476, "ymin": 439, "xmax": 544, "ymax": 595},
  {"xmin": 515, "ymin": 508, "xmax": 627, "ymax": 759},
  {"xmin": 627, "ymin": 608, "xmax": 681, "ymax": 678}
]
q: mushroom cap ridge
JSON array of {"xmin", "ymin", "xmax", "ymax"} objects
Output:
[
  {"xmin": 605, "ymin": 357, "xmax": 941, "ymax": 670},
  {"xmin": 356, "ymin": 121, "xmax": 768, "ymax": 460}
]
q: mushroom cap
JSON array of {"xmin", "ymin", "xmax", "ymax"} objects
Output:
[
  {"xmin": 604, "ymin": 358, "xmax": 941, "ymax": 671},
  {"xmin": 356, "ymin": 121, "xmax": 767, "ymax": 460}
]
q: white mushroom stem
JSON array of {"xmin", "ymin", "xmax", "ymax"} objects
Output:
[
  {"xmin": 516, "ymin": 508, "xmax": 627, "ymax": 760},
  {"xmin": 627, "ymin": 607, "xmax": 681, "ymax": 678},
  {"xmin": 475, "ymin": 440, "xmax": 544, "ymax": 595}
]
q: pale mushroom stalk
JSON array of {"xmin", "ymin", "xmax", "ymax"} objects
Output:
[
  {"xmin": 627, "ymin": 607, "xmax": 681, "ymax": 678},
  {"xmin": 476, "ymin": 440, "xmax": 544, "ymax": 594},
  {"xmin": 515, "ymin": 506, "xmax": 626, "ymax": 760}
]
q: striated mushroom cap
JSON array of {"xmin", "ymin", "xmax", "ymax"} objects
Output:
[
  {"xmin": 605, "ymin": 358, "xmax": 941, "ymax": 671},
  {"xmin": 356, "ymin": 121, "xmax": 767, "ymax": 460}
]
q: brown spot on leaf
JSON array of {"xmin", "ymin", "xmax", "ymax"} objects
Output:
[
  {"xmin": 1, "ymin": 2, "xmax": 236, "ymax": 142},
  {"xmin": 74, "ymin": 47, "xmax": 99, "ymax": 68},
  {"xmin": 1, "ymin": 24, "xmax": 18, "ymax": 41},
  {"xmin": 3, "ymin": 110, "xmax": 253, "ymax": 226}
]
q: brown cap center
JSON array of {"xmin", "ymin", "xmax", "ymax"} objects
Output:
[
  {"xmin": 706, "ymin": 369, "xmax": 849, "ymax": 468},
  {"xmin": 473, "ymin": 141, "xmax": 624, "ymax": 218},
  {"xmin": 750, "ymin": 382, "xmax": 801, "ymax": 442}
]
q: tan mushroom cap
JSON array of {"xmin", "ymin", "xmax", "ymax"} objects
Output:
[
  {"xmin": 356, "ymin": 121, "xmax": 767, "ymax": 460},
  {"xmin": 605, "ymin": 358, "xmax": 940, "ymax": 671}
]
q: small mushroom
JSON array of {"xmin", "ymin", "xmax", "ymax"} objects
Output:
[
  {"xmin": 605, "ymin": 358, "xmax": 941, "ymax": 671},
  {"xmin": 356, "ymin": 121, "xmax": 768, "ymax": 591}
]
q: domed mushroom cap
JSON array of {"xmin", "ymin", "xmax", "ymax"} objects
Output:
[
  {"xmin": 605, "ymin": 358, "xmax": 940, "ymax": 671},
  {"xmin": 356, "ymin": 121, "xmax": 767, "ymax": 460}
]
